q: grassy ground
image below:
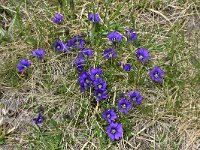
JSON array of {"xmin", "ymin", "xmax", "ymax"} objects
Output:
[{"xmin": 0, "ymin": 0, "xmax": 200, "ymax": 149}]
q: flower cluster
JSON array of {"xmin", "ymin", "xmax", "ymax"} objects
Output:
[
  {"xmin": 101, "ymin": 90, "xmax": 143, "ymax": 141},
  {"xmin": 16, "ymin": 12, "xmax": 166, "ymax": 142},
  {"xmin": 78, "ymin": 67, "xmax": 108, "ymax": 101},
  {"xmin": 51, "ymin": 13, "xmax": 64, "ymax": 25},
  {"xmin": 88, "ymin": 13, "xmax": 101, "ymax": 23},
  {"xmin": 16, "ymin": 58, "xmax": 31, "ymax": 73},
  {"xmin": 33, "ymin": 113, "xmax": 44, "ymax": 124}
]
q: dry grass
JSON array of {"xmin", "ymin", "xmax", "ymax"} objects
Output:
[{"xmin": 0, "ymin": 0, "xmax": 200, "ymax": 149}]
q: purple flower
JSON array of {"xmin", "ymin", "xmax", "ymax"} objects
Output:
[
  {"xmin": 79, "ymin": 48, "xmax": 93, "ymax": 58},
  {"xmin": 126, "ymin": 29, "xmax": 137, "ymax": 41},
  {"xmin": 118, "ymin": 98, "xmax": 132, "ymax": 114},
  {"xmin": 102, "ymin": 47, "xmax": 117, "ymax": 59},
  {"xmin": 54, "ymin": 39, "xmax": 65, "ymax": 52},
  {"xmin": 149, "ymin": 66, "xmax": 165, "ymax": 82},
  {"xmin": 78, "ymin": 71, "xmax": 91, "ymax": 92},
  {"xmin": 74, "ymin": 57, "xmax": 85, "ymax": 73},
  {"xmin": 136, "ymin": 48, "xmax": 150, "ymax": 62},
  {"xmin": 94, "ymin": 89, "xmax": 107, "ymax": 101},
  {"xmin": 107, "ymin": 31, "xmax": 123, "ymax": 42},
  {"xmin": 32, "ymin": 48, "xmax": 45, "ymax": 60},
  {"xmin": 93, "ymin": 78, "xmax": 107, "ymax": 91},
  {"xmin": 90, "ymin": 67, "xmax": 102, "ymax": 80},
  {"xmin": 51, "ymin": 13, "xmax": 64, "ymax": 25},
  {"xmin": 74, "ymin": 57, "xmax": 85, "ymax": 66},
  {"xmin": 77, "ymin": 65, "xmax": 84, "ymax": 73},
  {"xmin": 16, "ymin": 63, "xmax": 25, "ymax": 72},
  {"xmin": 88, "ymin": 13, "xmax": 101, "ymax": 23},
  {"xmin": 33, "ymin": 113, "xmax": 44, "ymax": 125},
  {"xmin": 123, "ymin": 63, "xmax": 132, "ymax": 71},
  {"xmin": 88, "ymin": 13, "xmax": 94, "ymax": 21},
  {"xmin": 67, "ymin": 36, "xmax": 85, "ymax": 49},
  {"xmin": 106, "ymin": 122, "xmax": 123, "ymax": 142},
  {"xmin": 20, "ymin": 58, "xmax": 31, "ymax": 67},
  {"xmin": 102, "ymin": 108, "xmax": 118, "ymax": 123},
  {"xmin": 16, "ymin": 58, "xmax": 31, "ymax": 73},
  {"xmin": 128, "ymin": 91, "xmax": 143, "ymax": 104}
]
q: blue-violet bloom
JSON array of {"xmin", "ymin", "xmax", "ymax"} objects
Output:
[
  {"xmin": 106, "ymin": 122, "xmax": 123, "ymax": 142},
  {"xmin": 51, "ymin": 13, "xmax": 64, "ymax": 25},
  {"xmin": 118, "ymin": 98, "xmax": 132, "ymax": 114},
  {"xmin": 94, "ymin": 89, "xmax": 107, "ymax": 101},
  {"xmin": 54, "ymin": 39, "xmax": 65, "ymax": 52},
  {"xmin": 102, "ymin": 47, "xmax": 117, "ymax": 59},
  {"xmin": 79, "ymin": 48, "xmax": 93, "ymax": 58},
  {"xmin": 128, "ymin": 91, "xmax": 143, "ymax": 104},
  {"xmin": 93, "ymin": 78, "xmax": 107, "ymax": 91},
  {"xmin": 33, "ymin": 113, "xmax": 44, "ymax": 124},
  {"xmin": 74, "ymin": 57, "xmax": 85, "ymax": 73},
  {"xmin": 78, "ymin": 71, "xmax": 91, "ymax": 92},
  {"xmin": 107, "ymin": 31, "xmax": 123, "ymax": 42},
  {"xmin": 90, "ymin": 67, "xmax": 102, "ymax": 80},
  {"xmin": 88, "ymin": 13, "xmax": 101, "ymax": 23},
  {"xmin": 32, "ymin": 48, "xmax": 45, "ymax": 60},
  {"xmin": 123, "ymin": 63, "xmax": 132, "ymax": 71},
  {"xmin": 136, "ymin": 48, "xmax": 150, "ymax": 62},
  {"xmin": 16, "ymin": 58, "xmax": 31, "ymax": 73},
  {"xmin": 67, "ymin": 36, "xmax": 85, "ymax": 49},
  {"xmin": 149, "ymin": 66, "xmax": 165, "ymax": 82},
  {"xmin": 102, "ymin": 108, "xmax": 118, "ymax": 123},
  {"xmin": 126, "ymin": 29, "xmax": 137, "ymax": 41}
]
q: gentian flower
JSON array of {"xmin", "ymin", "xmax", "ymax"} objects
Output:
[
  {"xmin": 67, "ymin": 36, "xmax": 85, "ymax": 49},
  {"xmin": 106, "ymin": 122, "xmax": 123, "ymax": 141},
  {"xmin": 54, "ymin": 39, "xmax": 65, "ymax": 52},
  {"xmin": 94, "ymin": 89, "xmax": 107, "ymax": 101},
  {"xmin": 136, "ymin": 48, "xmax": 150, "ymax": 62},
  {"xmin": 16, "ymin": 58, "xmax": 31, "ymax": 73},
  {"xmin": 93, "ymin": 78, "xmax": 107, "ymax": 91},
  {"xmin": 123, "ymin": 63, "xmax": 132, "ymax": 71},
  {"xmin": 77, "ymin": 65, "xmax": 84, "ymax": 73},
  {"xmin": 90, "ymin": 67, "xmax": 102, "ymax": 80},
  {"xmin": 19, "ymin": 58, "xmax": 31, "ymax": 67},
  {"xmin": 102, "ymin": 47, "xmax": 117, "ymax": 59},
  {"xmin": 102, "ymin": 108, "xmax": 118, "ymax": 123},
  {"xmin": 79, "ymin": 48, "xmax": 93, "ymax": 58},
  {"xmin": 78, "ymin": 71, "xmax": 91, "ymax": 92},
  {"xmin": 88, "ymin": 13, "xmax": 101, "ymax": 23},
  {"xmin": 33, "ymin": 113, "xmax": 44, "ymax": 124},
  {"xmin": 118, "ymin": 98, "xmax": 132, "ymax": 114},
  {"xmin": 126, "ymin": 29, "xmax": 137, "ymax": 41},
  {"xmin": 51, "ymin": 13, "xmax": 64, "ymax": 25},
  {"xmin": 16, "ymin": 63, "xmax": 25, "ymax": 73},
  {"xmin": 74, "ymin": 57, "xmax": 85, "ymax": 73},
  {"xmin": 149, "ymin": 66, "xmax": 165, "ymax": 82},
  {"xmin": 32, "ymin": 48, "xmax": 45, "ymax": 60},
  {"xmin": 128, "ymin": 91, "xmax": 143, "ymax": 104},
  {"xmin": 107, "ymin": 31, "xmax": 123, "ymax": 42}
]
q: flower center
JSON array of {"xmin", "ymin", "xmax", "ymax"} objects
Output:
[
  {"xmin": 111, "ymin": 129, "xmax": 116, "ymax": 134},
  {"xmin": 98, "ymin": 84, "xmax": 102, "ymax": 89},
  {"xmin": 122, "ymin": 104, "xmax": 126, "ymax": 109},
  {"xmin": 95, "ymin": 74, "xmax": 99, "ymax": 78},
  {"xmin": 98, "ymin": 93, "xmax": 102, "ymax": 97},
  {"xmin": 106, "ymin": 114, "xmax": 111, "ymax": 118},
  {"xmin": 154, "ymin": 73, "xmax": 159, "ymax": 78},
  {"xmin": 139, "ymin": 55, "xmax": 143, "ymax": 59},
  {"xmin": 109, "ymin": 53, "xmax": 113, "ymax": 58},
  {"xmin": 57, "ymin": 45, "xmax": 61, "ymax": 49},
  {"xmin": 85, "ymin": 79, "xmax": 90, "ymax": 83},
  {"xmin": 75, "ymin": 41, "xmax": 79, "ymax": 45}
]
